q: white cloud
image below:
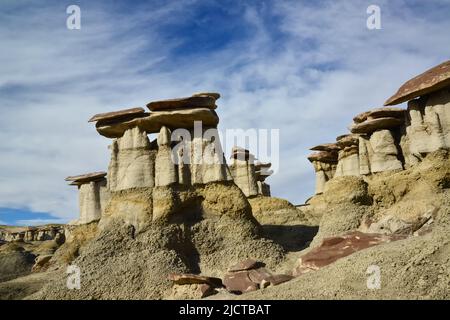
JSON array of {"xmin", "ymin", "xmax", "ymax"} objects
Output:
[{"xmin": 1, "ymin": 0, "xmax": 450, "ymax": 223}]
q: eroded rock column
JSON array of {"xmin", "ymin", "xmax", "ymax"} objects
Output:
[
  {"xmin": 307, "ymin": 144, "xmax": 339, "ymax": 194},
  {"xmin": 229, "ymin": 147, "xmax": 259, "ymax": 197},
  {"xmin": 65, "ymin": 172, "xmax": 110, "ymax": 224},
  {"xmin": 108, "ymin": 126, "xmax": 155, "ymax": 191}
]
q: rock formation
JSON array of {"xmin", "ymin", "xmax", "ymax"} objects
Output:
[
  {"xmin": 229, "ymin": 147, "xmax": 259, "ymax": 197},
  {"xmin": 308, "ymin": 60, "xmax": 450, "ymax": 194},
  {"xmin": 65, "ymin": 172, "xmax": 110, "ymax": 225},
  {"xmin": 29, "ymin": 92, "xmax": 285, "ymax": 300},
  {"xmin": 255, "ymin": 162, "xmax": 273, "ymax": 196},
  {"xmin": 307, "ymin": 144, "xmax": 339, "ymax": 194},
  {"xmin": 0, "ymin": 225, "xmax": 65, "ymax": 243}
]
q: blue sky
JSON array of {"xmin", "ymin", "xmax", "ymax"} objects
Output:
[{"xmin": 1, "ymin": 0, "xmax": 450, "ymax": 226}]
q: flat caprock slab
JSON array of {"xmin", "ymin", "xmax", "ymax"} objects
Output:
[
  {"xmin": 146, "ymin": 95, "xmax": 216, "ymax": 111},
  {"xmin": 88, "ymin": 107, "xmax": 148, "ymax": 123},
  {"xmin": 385, "ymin": 60, "xmax": 450, "ymax": 106},
  {"xmin": 65, "ymin": 171, "xmax": 107, "ymax": 185},
  {"xmin": 95, "ymin": 108, "xmax": 219, "ymax": 138}
]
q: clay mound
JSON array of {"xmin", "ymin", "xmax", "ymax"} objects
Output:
[
  {"xmin": 32, "ymin": 217, "xmax": 284, "ymax": 299},
  {"xmin": 366, "ymin": 149, "xmax": 450, "ymax": 224},
  {"xmin": 248, "ymin": 196, "xmax": 309, "ymax": 226},
  {"xmin": 0, "ymin": 244, "xmax": 36, "ymax": 283}
]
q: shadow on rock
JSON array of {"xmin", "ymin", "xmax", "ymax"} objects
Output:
[{"xmin": 262, "ymin": 225, "xmax": 319, "ymax": 252}]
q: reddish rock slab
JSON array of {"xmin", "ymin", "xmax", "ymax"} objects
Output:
[
  {"xmin": 198, "ymin": 283, "xmax": 217, "ymax": 298},
  {"xmin": 350, "ymin": 117, "xmax": 403, "ymax": 134},
  {"xmin": 353, "ymin": 107, "xmax": 406, "ymax": 124},
  {"xmin": 192, "ymin": 92, "xmax": 221, "ymax": 100},
  {"xmin": 65, "ymin": 172, "xmax": 107, "ymax": 184},
  {"xmin": 385, "ymin": 60, "xmax": 450, "ymax": 106},
  {"xmin": 88, "ymin": 107, "xmax": 147, "ymax": 123},
  {"xmin": 336, "ymin": 134, "xmax": 359, "ymax": 147},
  {"xmin": 247, "ymin": 267, "xmax": 273, "ymax": 285},
  {"xmin": 227, "ymin": 259, "xmax": 261, "ymax": 272},
  {"xmin": 293, "ymin": 231, "xmax": 406, "ymax": 276},
  {"xmin": 223, "ymin": 271, "xmax": 258, "ymax": 294},
  {"xmin": 310, "ymin": 143, "xmax": 341, "ymax": 152},
  {"xmin": 168, "ymin": 273, "xmax": 222, "ymax": 287},
  {"xmin": 147, "ymin": 95, "xmax": 216, "ymax": 111},
  {"xmin": 307, "ymin": 151, "xmax": 338, "ymax": 164},
  {"xmin": 95, "ymin": 108, "xmax": 219, "ymax": 138}
]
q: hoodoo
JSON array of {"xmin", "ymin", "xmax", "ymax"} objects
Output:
[
  {"xmin": 65, "ymin": 171, "xmax": 109, "ymax": 224},
  {"xmin": 308, "ymin": 60, "xmax": 450, "ymax": 194}
]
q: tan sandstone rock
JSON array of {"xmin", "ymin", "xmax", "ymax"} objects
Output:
[
  {"xmin": 229, "ymin": 148, "xmax": 259, "ymax": 197},
  {"xmin": 155, "ymin": 126, "xmax": 177, "ymax": 186},
  {"xmin": 107, "ymin": 126, "xmax": 155, "ymax": 191}
]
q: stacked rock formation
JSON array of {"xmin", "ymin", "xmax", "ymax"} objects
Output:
[
  {"xmin": 351, "ymin": 107, "xmax": 405, "ymax": 174},
  {"xmin": 308, "ymin": 60, "xmax": 450, "ymax": 194},
  {"xmin": 67, "ymin": 93, "xmax": 280, "ymax": 225},
  {"xmin": 307, "ymin": 143, "xmax": 339, "ymax": 194},
  {"xmin": 255, "ymin": 162, "xmax": 273, "ymax": 196},
  {"xmin": 65, "ymin": 172, "xmax": 109, "ymax": 225},
  {"xmin": 386, "ymin": 60, "xmax": 450, "ymax": 167}
]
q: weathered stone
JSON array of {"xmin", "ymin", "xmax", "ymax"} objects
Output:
[
  {"xmin": 77, "ymin": 179, "xmax": 108, "ymax": 224},
  {"xmin": 385, "ymin": 60, "xmax": 450, "ymax": 106},
  {"xmin": 307, "ymin": 151, "xmax": 338, "ymax": 164},
  {"xmin": 368, "ymin": 130, "xmax": 403, "ymax": 173},
  {"xmin": 351, "ymin": 117, "xmax": 403, "ymax": 134},
  {"xmin": 168, "ymin": 273, "xmax": 222, "ymax": 287},
  {"xmin": 223, "ymin": 271, "xmax": 258, "ymax": 294},
  {"xmin": 336, "ymin": 134, "xmax": 359, "ymax": 148},
  {"xmin": 65, "ymin": 172, "xmax": 107, "ymax": 185},
  {"xmin": 228, "ymin": 258, "xmax": 260, "ymax": 272},
  {"xmin": 32, "ymin": 254, "xmax": 52, "ymax": 271},
  {"xmin": 256, "ymin": 181, "xmax": 271, "ymax": 196},
  {"xmin": 358, "ymin": 130, "xmax": 403, "ymax": 174},
  {"xmin": 187, "ymin": 129, "xmax": 233, "ymax": 185},
  {"xmin": 402, "ymin": 88, "xmax": 450, "ymax": 166},
  {"xmin": 147, "ymin": 95, "xmax": 216, "ymax": 111},
  {"xmin": 88, "ymin": 107, "xmax": 147, "ymax": 123},
  {"xmin": 293, "ymin": 231, "xmax": 405, "ymax": 276},
  {"xmin": 192, "ymin": 92, "xmax": 221, "ymax": 100},
  {"xmin": 310, "ymin": 143, "xmax": 341, "ymax": 152},
  {"xmin": 155, "ymin": 126, "xmax": 177, "ymax": 187},
  {"xmin": 364, "ymin": 215, "xmax": 413, "ymax": 235},
  {"xmin": 108, "ymin": 126, "xmax": 155, "ymax": 191},
  {"xmin": 96, "ymin": 108, "xmax": 219, "ymax": 138},
  {"xmin": 247, "ymin": 267, "xmax": 273, "ymax": 285},
  {"xmin": 334, "ymin": 139, "xmax": 360, "ymax": 178},
  {"xmin": 229, "ymin": 157, "xmax": 258, "ymax": 197},
  {"xmin": 353, "ymin": 107, "xmax": 406, "ymax": 124}
]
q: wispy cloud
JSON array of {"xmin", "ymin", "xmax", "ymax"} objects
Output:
[{"xmin": 1, "ymin": 0, "xmax": 449, "ymax": 224}]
